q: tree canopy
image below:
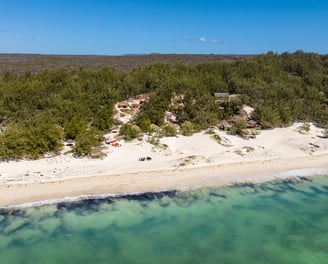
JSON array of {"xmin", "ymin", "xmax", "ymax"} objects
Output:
[{"xmin": 0, "ymin": 52, "xmax": 327, "ymax": 159}]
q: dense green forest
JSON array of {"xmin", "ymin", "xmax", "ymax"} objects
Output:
[
  {"xmin": 0, "ymin": 53, "xmax": 247, "ymax": 73},
  {"xmin": 0, "ymin": 51, "xmax": 327, "ymax": 159}
]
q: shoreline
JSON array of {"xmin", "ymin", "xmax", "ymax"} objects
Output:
[
  {"xmin": 1, "ymin": 123, "xmax": 328, "ymax": 208},
  {"xmin": 1, "ymin": 154, "xmax": 328, "ymax": 208}
]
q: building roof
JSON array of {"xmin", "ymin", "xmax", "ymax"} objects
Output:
[
  {"xmin": 214, "ymin": 92, "xmax": 229, "ymax": 97},
  {"xmin": 219, "ymin": 120, "xmax": 232, "ymax": 129}
]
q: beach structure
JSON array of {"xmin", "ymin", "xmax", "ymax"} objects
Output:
[
  {"xmin": 116, "ymin": 94, "xmax": 148, "ymax": 112},
  {"xmin": 105, "ymin": 138, "xmax": 121, "ymax": 147},
  {"xmin": 242, "ymin": 105, "xmax": 255, "ymax": 119},
  {"xmin": 214, "ymin": 92, "xmax": 229, "ymax": 101},
  {"xmin": 219, "ymin": 120, "xmax": 232, "ymax": 130},
  {"xmin": 136, "ymin": 95, "xmax": 144, "ymax": 99},
  {"xmin": 246, "ymin": 120, "xmax": 257, "ymax": 128},
  {"xmin": 136, "ymin": 94, "xmax": 147, "ymax": 103},
  {"xmin": 229, "ymin": 114, "xmax": 244, "ymax": 123},
  {"xmin": 130, "ymin": 103, "xmax": 139, "ymax": 109},
  {"xmin": 214, "ymin": 92, "xmax": 241, "ymax": 102},
  {"xmin": 164, "ymin": 111, "xmax": 178, "ymax": 124},
  {"xmin": 117, "ymin": 101, "xmax": 130, "ymax": 109}
]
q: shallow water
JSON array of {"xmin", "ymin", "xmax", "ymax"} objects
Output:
[{"xmin": 1, "ymin": 176, "xmax": 328, "ymax": 264}]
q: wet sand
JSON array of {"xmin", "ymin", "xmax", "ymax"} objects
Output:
[{"xmin": 1, "ymin": 154, "xmax": 327, "ymax": 207}]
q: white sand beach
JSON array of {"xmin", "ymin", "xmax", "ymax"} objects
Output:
[{"xmin": 1, "ymin": 123, "xmax": 328, "ymax": 207}]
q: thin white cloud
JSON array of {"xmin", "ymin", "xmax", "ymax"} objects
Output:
[
  {"xmin": 209, "ymin": 39, "xmax": 221, "ymax": 43},
  {"xmin": 200, "ymin": 37, "xmax": 223, "ymax": 43},
  {"xmin": 184, "ymin": 36, "xmax": 223, "ymax": 44}
]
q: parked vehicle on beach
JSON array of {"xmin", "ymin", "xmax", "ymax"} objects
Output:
[{"xmin": 139, "ymin": 156, "xmax": 152, "ymax": 161}]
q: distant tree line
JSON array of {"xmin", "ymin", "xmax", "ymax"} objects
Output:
[{"xmin": 0, "ymin": 51, "xmax": 327, "ymax": 159}]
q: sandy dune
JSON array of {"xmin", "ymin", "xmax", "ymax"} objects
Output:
[{"xmin": 1, "ymin": 123, "xmax": 328, "ymax": 207}]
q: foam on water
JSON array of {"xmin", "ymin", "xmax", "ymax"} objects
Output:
[
  {"xmin": 3, "ymin": 167, "xmax": 328, "ymax": 210},
  {"xmin": 275, "ymin": 168, "xmax": 328, "ymax": 178},
  {"xmin": 1, "ymin": 175, "xmax": 328, "ymax": 264}
]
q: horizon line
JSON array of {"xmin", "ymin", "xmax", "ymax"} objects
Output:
[{"xmin": 1, "ymin": 50, "xmax": 325, "ymax": 57}]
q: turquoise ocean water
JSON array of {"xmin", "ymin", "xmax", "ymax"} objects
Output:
[{"xmin": 1, "ymin": 175, "xmax": 328, "ymax": 264}]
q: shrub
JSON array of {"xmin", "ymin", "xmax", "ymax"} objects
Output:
[
  {"xmin": 64, "ymin": 117, "xmax": 86, "ymax": 140},
  {"xmin": 322, "ymin": 128, "xmax": 328, "ymax": 138},
  {"xmin": 119, "ymin": 124, "xmax": 139, "ymax": 141},
  {"xmin": 138, "ymin": 118, "xmax": 152, "ymax": 132},
  {"xmin": 205, "ymin": 129, "xmax": 215, "ymax": 135},
  {"xmin": 242, "ymin": 146, "xmax": 255, "ymax": 152},
  {"xmin": 161, "ymin": 124, "xmax": 177, "ymax": 137},
  {"xmin": 230, "ymin": 120, "xmax": 247, "ymax": 137},
  {"xmin": 180, "ymin": 121, "xmax": 194, "ymax": 136},
  {"xmin": 298, "ymin": 122, "xmax": 311, "ymax": 134},
  {"xmin": 212, "ymin": 134, "xmax": 221, "ymax": 144},
  {"xmin": 73, "ymin": 127, "xmax": 104, "ymax": 156}
]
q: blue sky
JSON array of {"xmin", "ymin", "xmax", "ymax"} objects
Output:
[{"xmin": 0, "ymin": 0, "xmax": 327, "ymax": 55}]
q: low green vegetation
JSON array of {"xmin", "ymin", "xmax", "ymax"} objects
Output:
[
  {"xmin": 323, "ymin": 128, "xmax": 328, "ymax": 138},
  {"xmin": 230, "ymin": 120, "xmax": 248, "ymax": 137},
  {"xmin": 180, "ymin": 121, "xmax": 195, "ymax": 136},
  {"xmin": 212, "ymin": 134, "xmax": 222, "ymax": 144},
  {"xmin": 0, "ymin": 123, "xmax": 63, "ymax": 159},
  {"xmin": 234, "ymin": 150, "xmax": 245, "ymax": 156},
  {"xmin": 298, "ymin": 122, "xmax": 311, "ymax": 134},
  {"xmin": 146, "ymin": 135, "xmax": 160, "ymax": 146},
  {"xmin": 205, "ymin": 129, "xmax": 216, "ymax": 135},
  {"xmin": 179, "ymin": 155, "xmax": 197, "ymax": 166},
  {"xmin": 119, "ymin": 124, "xmax": 140, "ymax": 141},
  {"xmin": 160, "ymin": 124, "xmax": 177, "ymax": 137},
  {"xmin": 73, "ymin": 127, "xmax": 104, "ymax": 156},
  {"xmin": 0, "ymin": 51, "xmax": 327, "ymax": 159},
  {"xmin": 242, "ymin": 146, "xmax": 255, "ymax": 153}
]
